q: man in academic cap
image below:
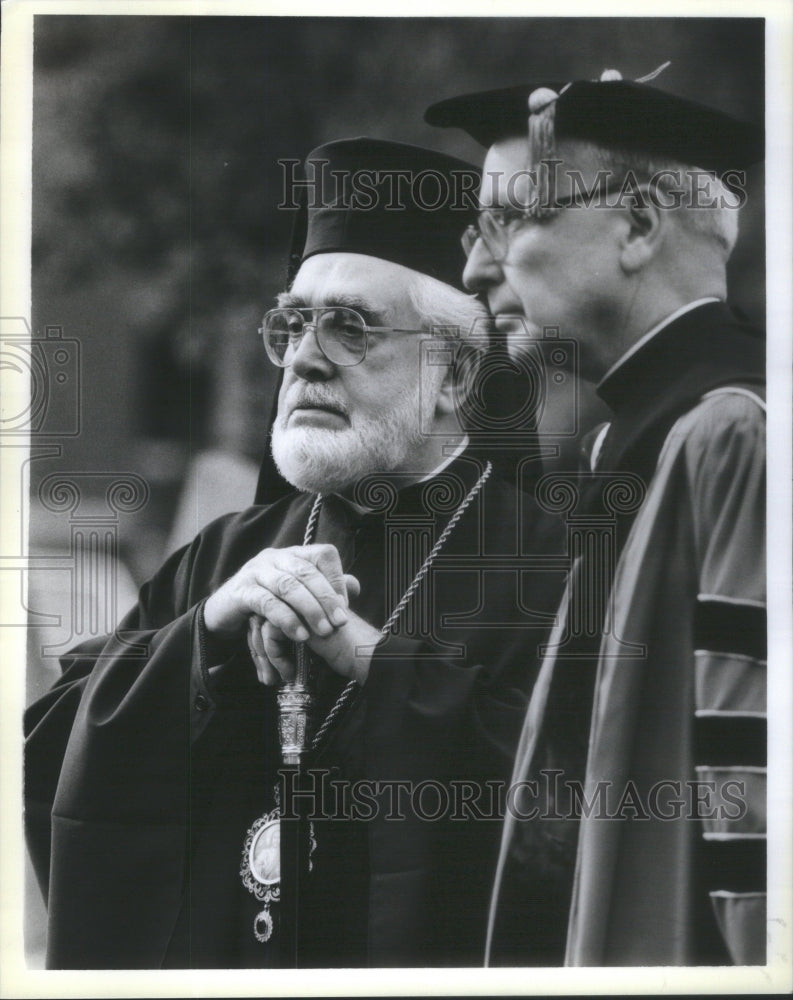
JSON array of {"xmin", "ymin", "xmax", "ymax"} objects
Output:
[
  {"xmin": 426, "ymin": 72, "xmax": 766, "ymax": 965},
  {"xmin": 24, "ymin": 137, "xmax": 565, "ymax": 969}
]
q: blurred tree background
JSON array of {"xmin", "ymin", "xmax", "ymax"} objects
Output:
[{"xmin": 31, "ymin": 14, "xmax": 765, "ymax": 582}]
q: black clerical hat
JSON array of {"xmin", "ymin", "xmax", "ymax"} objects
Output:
[
  {"xmin": 290, "ymin": 137, "xmax": 480, "ymax": 291},
  {"xmin": 425, "ymin": 72, "xmax": 764, "ymax": 174}
]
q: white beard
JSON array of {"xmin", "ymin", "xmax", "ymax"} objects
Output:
[{"xmin": 271, "ymin": 376, "xmax": 441, "ymax": 495}]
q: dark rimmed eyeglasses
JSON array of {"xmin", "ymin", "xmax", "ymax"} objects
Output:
[{"xmin": 259, "ymin": 306, "xmax": 426, "ymax": 368}]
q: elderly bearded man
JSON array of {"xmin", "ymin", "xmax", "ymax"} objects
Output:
[
  {"xmin": 427, "ymin": 72, "xmax": 766, "ymax": 966},
  {"xmin": 24, "ymin": 138, "xmax": 565, "ymax": 969}
]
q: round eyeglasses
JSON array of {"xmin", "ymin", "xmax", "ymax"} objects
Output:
[{"xmin": 259, "ymin": 306, "xmax": 425, "ymax": 368}]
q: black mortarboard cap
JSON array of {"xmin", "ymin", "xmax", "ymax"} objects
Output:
[
  {"xmin": 424, "ymin": 82, "xmax": 565, "ymax": 147},
  {"xmin": 425, "ymin": 73, "xmax": 764, "ymax": 174},
  {"xmin": 295, "ymin": 137, "xmax": 480, "ymax": 291}
]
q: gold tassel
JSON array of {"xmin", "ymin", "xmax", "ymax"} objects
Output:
[
  {"xmin": 523, "ymin": 65, "xmax": 671, "ymax": 217},
  {"xmin": 526, "ymin": 87, "xmax": 559, "ymax": 218}
]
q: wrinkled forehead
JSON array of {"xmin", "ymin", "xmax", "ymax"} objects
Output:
[
  {"xmin": 478, "ymin": 137, "xmax": 526, "ymax": 206},
  {"xmin": 477, "ymin": 137, "xmax": 600, "ymax": 208},
  {"xmin": 286, "ymin": 252, "xmax": 425, "ymax": 332}
]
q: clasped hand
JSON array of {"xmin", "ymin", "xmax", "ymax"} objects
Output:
[{"xmin": 203, "ymin": 543, "xmax": 380, "ymax": 686}]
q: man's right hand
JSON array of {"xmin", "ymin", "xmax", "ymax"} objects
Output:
[{"xmin": 203, "ymin": 543, "xmax": 352, "ymax": 641}]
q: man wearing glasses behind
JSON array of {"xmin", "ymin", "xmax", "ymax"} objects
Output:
[
  {"xmin": 25, "ymin": 138, "xmax": 565, "ymax": 969},
  {"xmin": 427, "ymin": 70, "xmax": 766, "ymax": 966}
]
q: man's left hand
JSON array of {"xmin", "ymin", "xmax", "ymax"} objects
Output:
[{"xmin": 248, "ymin": 610, "xmax": 381, "ymax": 687}]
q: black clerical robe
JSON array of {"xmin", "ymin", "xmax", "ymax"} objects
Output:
[{"xmin": 25, "ymin": 452, "xmax": 564, "ymax": 969}]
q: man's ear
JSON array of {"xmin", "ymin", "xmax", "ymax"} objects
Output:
[
  {"xmin": 434, "ymin": 360, "xmax": 458, "ymax": 416},
  {"xmin": 434, "ymin": 342, "xmax": 480, "ymax": 417},
  {"xmin": 618, "ymin": 198, "xmax": 665, "ymax": 274}
]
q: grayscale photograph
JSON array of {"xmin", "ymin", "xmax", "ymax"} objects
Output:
[{"xmin": 1, "ymin": 4, "xmax": 790, "ymax": 995}]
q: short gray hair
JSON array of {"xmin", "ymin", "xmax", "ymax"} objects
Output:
[
  {"xmin": 406, "ymin": 269, "xmax": 489, "ymax": 339},
  {"xmin": 578, "ymin": 142, "xmax": 740, "ymax": 259}
]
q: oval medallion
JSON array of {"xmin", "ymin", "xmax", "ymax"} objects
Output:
[{"xmin": 248, "ymin": 817, "xmax": 280, "ymax": 885}]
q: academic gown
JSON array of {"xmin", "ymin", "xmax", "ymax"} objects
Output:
[
  {"xmin": 25, "ymin": 451, "xmax": 566, "ymax": 969},
  {"xmin": 487, "ymin": 302, "xmax": 766, "ymax": 967}
]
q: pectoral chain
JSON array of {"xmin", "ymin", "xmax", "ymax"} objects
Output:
[{"xmin": 240, "ymin": 461, "xmax": 493, "ymax": 942}]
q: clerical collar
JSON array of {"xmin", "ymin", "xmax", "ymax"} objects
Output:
[
  {"xmin": 597, "ymin": 299, "xmax": 728, "ymax": 414},
  {"xmin": 598, "ymin": 298, "xmax": 721, "ymax": 389},
  {"xmin": 332, "ymin": 435, "xmax": 471, "ymax": 515},
  {"xmin": 592, "ymin": 300, "xmax": 763, "ymax": 480}
]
